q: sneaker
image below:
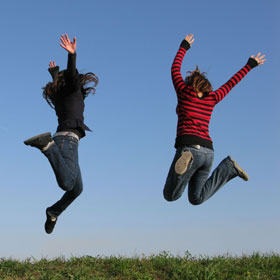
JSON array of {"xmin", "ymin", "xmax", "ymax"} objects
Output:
[
  {"xmin": 229, "ymin": 157, "xmax": 249, "ymax": 181},
  {"xmin": 45, "ymin": 208, "xmax": 57, "ymax": 234},
  {"xmin": 175, "ymin": 150, "xmax": 193, "ymax": 175},
  {"xmin": 24, "ymin": 132, "xmax": 52, "ymax": 150}
]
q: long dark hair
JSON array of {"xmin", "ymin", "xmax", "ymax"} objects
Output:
[
  {"xmin": 185, "ymin": 66, "xmax": 212, "ymax": 94},
  {"xmin": 42, "ymin": 72, "xmax": 98, "ymax": 108}
]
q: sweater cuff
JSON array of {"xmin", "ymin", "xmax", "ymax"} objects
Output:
[
  {"xmin": 180, "ymin": 40, "xmax": 191, "ymax": 50},
  {"xmin": 247, "ymin": 57, "xmax": 258, "ymax": 69},
  {"xmin": 68, "ymin": 52, "xmax": 77, "ymax": 58},
  {"xmin": 48, "ymin": 66, "xmax": 60, "ymax": 81}
]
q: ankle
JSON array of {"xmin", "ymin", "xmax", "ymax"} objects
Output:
[{"xmin": 42, "ymin": 140, "xmax": 54, "ymax": 151}]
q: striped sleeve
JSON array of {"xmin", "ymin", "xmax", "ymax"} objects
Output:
[
  {"xmin": 212, "ymin": 58, "xmax": 258, "ymax": 104},
  {"xmin": 171, "ymin": 40, "xmax": 191, "ymax": 95}
]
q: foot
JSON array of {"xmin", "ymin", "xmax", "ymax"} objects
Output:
[
  {"xmin": 45, "ymin": 208, "xmax": 57, "ymax": 234},
  {"xmin": 175, "ymin": 150, "xmax": 193, "ymax": 175},
  {"xmin": 229, "ymin": 157, "xmax": 249, "ymax": 181},
  {"xmin": 24, "ymin": 132, "xmax": 52, "ymax": 151}
]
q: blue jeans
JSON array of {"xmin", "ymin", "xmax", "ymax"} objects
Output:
[
  {"xmin": 43, "ymin": 134, "xmax": 83, "ymax": 217},
  {"xmin": 163, "ymin": 145, "xmax": 239, "ymax": 205}
]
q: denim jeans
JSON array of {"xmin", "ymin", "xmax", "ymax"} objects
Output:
[
  {"xmin": 163, "ymin": 145, "xmax": 239, "ymax": 205},
  {"xmin": 43, "ymin": 133, "xmax": 83, "ymax": 217}
]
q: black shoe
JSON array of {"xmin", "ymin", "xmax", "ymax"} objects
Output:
[
  {"xmin": 24, "ymin": 132, "xmax": 52, "ymax": 150},
  {"xmin": 229, "ymin": 157, "xmax": 249, "ymax": 181},
  {"xmin": 45, "ymin": 208, "xmax": 57, "ymax": 234}
]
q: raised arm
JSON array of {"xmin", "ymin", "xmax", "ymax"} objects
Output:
[
  {"xmin": 171, "ymin": 34, "xmax": 194, "ymax": 94},
  {"xmin": 60, "ymin": 33, "xmax": 77, "ymax": 78},
  {"xmin": 212, "ymin": 52, "xmax": 266, "ymax": 103}
]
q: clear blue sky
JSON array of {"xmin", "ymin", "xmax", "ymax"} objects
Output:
[{"xmin": 0, "ymin": 0, "xmax": 278, "ymax": 259}]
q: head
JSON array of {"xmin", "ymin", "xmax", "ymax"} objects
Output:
[
  {"xmin": 42, "ymin": 70, "xmax": 98, "ymax": 108},
  {"xmin": 185, "ymin": 66, "xmax": 212, "ymax": 96}
]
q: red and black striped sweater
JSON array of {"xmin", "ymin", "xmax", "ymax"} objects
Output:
[{"xmin": 172, "ymin": 40, "xmax": 258, "ymax": 150}]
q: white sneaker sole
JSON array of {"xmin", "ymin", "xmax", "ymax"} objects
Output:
[{"xmin": 175, "ymin": 150, "xmax": 193, "ymax": 175}]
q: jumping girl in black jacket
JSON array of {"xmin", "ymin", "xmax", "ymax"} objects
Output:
[{"xmin": 24, "ymin": 34, "xmax": 98, "ymax": 234}]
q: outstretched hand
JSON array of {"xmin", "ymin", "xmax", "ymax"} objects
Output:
[
  {"xmin": 185, "ymin": 34, "xmax": 194, "ymax": 46},
  {"xmin": 60, "ymin": 34, "xmax": 76, "ymax": 54},
  {"xmin": 251, "ymin": 53, "xmax": 266, "ymax": 65},
  {"xmin": 49, "ymin": 61, "xmax": 56, "ymax": 68}
]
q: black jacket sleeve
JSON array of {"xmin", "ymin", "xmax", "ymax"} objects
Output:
[
  {"xmin": 48, "ymin": 66, "xmax": 60, "ymax": 81},
  {"xmin": 66, "ymin": 53, "xmax": 77, "ymax": 78}
]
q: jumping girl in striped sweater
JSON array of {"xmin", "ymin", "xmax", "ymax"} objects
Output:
[{"xmin": 163, "ymin": 34, "xmax": 265, "ymax": 205}]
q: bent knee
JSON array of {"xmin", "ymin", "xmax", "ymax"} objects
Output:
[
  {"xmin": 164, "ymin": 194, "xmax": 175, "ymax": 202},
  {"xmin": 163, "ymin": 190, "xmax": 179, "ymax": 202},
  {"xmin": 188, "ymin": 196, "xmax": 203, "ymax": 206},
  {"xmin": 73, "ymin": 185, "xmax": 83, "ymax": 197},
  {"xmin": 58, "ymin": 178, "xmax": 76, "ymax": 192}
]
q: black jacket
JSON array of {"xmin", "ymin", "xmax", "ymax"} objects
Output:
[{"xmin": 48, "ymin": 53, "xmax": 91, "ymax": 138}]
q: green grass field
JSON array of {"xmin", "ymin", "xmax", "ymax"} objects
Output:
[{"xmin": 0, "ymin": 252, "xmax": 279, "ymax": 280}]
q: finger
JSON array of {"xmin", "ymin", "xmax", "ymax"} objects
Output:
[
  {"xmin": 60, "ymin": 40, "xmax": 65, "ymax": 47},
  {"xmin": 60, "ymin": 42, "xmax": 67, "ymax": 49},
  {"xmin": 73, "ymin": 36, "xmax": 77, "ymax": 44},
  {"xmin": 61, "ymin": 34, "xmax": 68, "ymax": 44},
  {"xmin": 60, "ymin": 34, "xmax": 66, "ymax": 42},
  {"xmin": 65, "ymin": 33, "xmax": 70, "ymax": 43},
  {"xmin": 185, "ymin": 36, "xmax": 192, "ymax": 43},
  {"xmin": 188, "ymin": 35, "xmax": 194, "ymax": 42},
  {"xmin": 61, "ymin": 35, "xmax": 67, "ymax": 44}
]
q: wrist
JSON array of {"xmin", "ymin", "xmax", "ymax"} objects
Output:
[
  {"xmin": 247, "ymin": 57, "xmax": 258, "ymax": 69},
  {"xmin": 180, "ymin": 40, "xmax": 191, "ymax": 50}
]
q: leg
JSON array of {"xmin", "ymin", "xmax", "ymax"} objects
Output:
[
  {"xmin": 163, "ymin": 147, "xmax": 196, "ymax": 202},
  {"xmin": 188, "ymin": 154, "xmax": 243, "ymax": 205},
  {"xmin": 43, "ymin": 135, "xmax": 79, "ymax": 191},
  {"xmin": 188, "ymin": 149, "xmax": 214, "ymax": 205},
  {"xmin": 45, "ymin": 166, "xmax": 83, "ymax": 234},
  {"xmin": 47, "ymin": 166, "xmax": 83, "ymax": 217}
]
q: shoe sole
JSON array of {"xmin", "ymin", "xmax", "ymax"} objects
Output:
[
  {"xmin": 24, "ymin": 132, "xmax": 51, "ymax": 146},
  {"xmin": 175, "ymin": 150, "xmax": 193, "ymax": 175},
  {"xmin": 229, "ymin": 157, "xmax": 249, "ymax": 181}
]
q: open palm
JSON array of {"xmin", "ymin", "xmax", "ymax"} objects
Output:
[
  {"xmin": 251, "ymin": 52, "xmax": 266, "ymax": 65},
  {"xmin": 60, "ymin": 33, "xmax": 76, "ymax": 54},
  {"xmin": 185, "ymin": 34, "xmax": 194, "ymax": 46}
]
